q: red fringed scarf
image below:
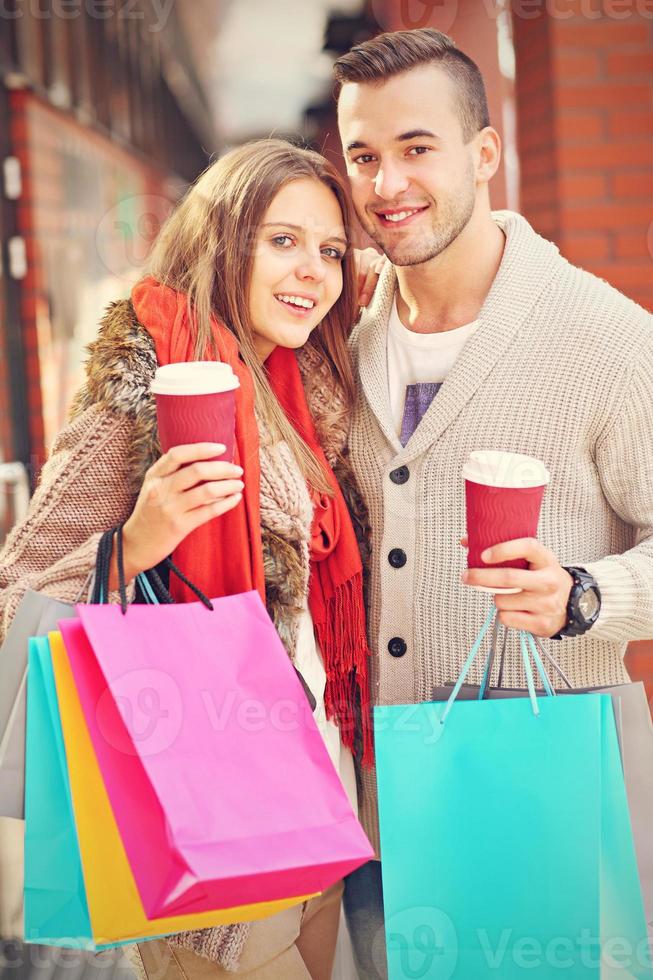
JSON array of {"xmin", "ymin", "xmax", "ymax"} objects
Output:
[{"xmin": 132, "ymin": 277, "xmax": 372, "ymax": 765}]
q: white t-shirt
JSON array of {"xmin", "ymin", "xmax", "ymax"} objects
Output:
[{"xmin": 387, "ymin": 297, "xmax": 480, "ymax": 443}]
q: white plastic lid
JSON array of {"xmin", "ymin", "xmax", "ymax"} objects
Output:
[
  {"xmin": 462, "ymin": 450, "xmax": 550, "ymax": 489},
  {"xmin": 151, "ymin": 361, "xmax": 240, "ymax": 396}
]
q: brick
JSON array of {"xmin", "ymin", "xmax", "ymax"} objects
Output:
[
  {"xmin": 560, "ymin": 141, "xmax": 653, "ymax": 168},
  {"xmin": 517, "ymin": 125, "xmax": 556, "ymax": 152},
  {"xmin": 560, "ymin": 173, "xmax": 608, "ymax": 198},
  {"xmin": 557, "ymin": 112, "xmax": 604, "ymax": 141},
  {"xmin": 561, "ymin": 232, "xmax": 611, "ymax": 262},
  {"xmin": 520, "ymin": 177, "xmax": 559, "ymax": 207},
  {"xmin": 609, "ymin": 110, "xmax": 653, "ymax": 136},
  {"xmin": 518, "ymin": 62, "xmax": 555, "ymax": 98},
  {"xmin": 607, "ymin": 50, "xmax": 653, "ymax": 76},
  {"xmin": 614, "ymin": 230, "xmax": 650, "ymax": 257},
  {"xmin": 520, "ymin": 154, "xmax": 559, "ymax": 178},
  {"xmin": 628, "ymin": 293, "xmax": 653, "ymax": 311},
  {"xmin": 557, "ymin": 83, "xmax": 651, "ymax": 109},
  {"xmin": 563, "ymin": 201, "xmax": 652, "ymax": 229},
  {"xmin": 612, "ymin": 171, "xmax": 653, "ymax": 196},
  {"xmin": 524, "ymin": 208, "xmax": 560, "ymax": 237},
  {"xmin": 556, "ymin": 20, "xmax": 651, "ymax": 47},
  {"xmin": 589, "ymin": 262, "xmax": 653, "ymax": 289},
  {"xmin": 555, "ymin": 51, "xmax": 602, "ymax": 80}
]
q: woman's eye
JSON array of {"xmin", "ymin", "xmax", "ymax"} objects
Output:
[
  {"xmin": 408, "ymin": 146, "xmax": 430, "ymax": 156},
  {"xmin": 321, "ymin": 247, "xmax": 344, "ymax": 261},
  {"xmin": 353, "ymin": 154, "xmax": 375, "ymax": 165},
  {"xmin": 271, "ymin": 235, "xmax": 295, "ymax": 248}
]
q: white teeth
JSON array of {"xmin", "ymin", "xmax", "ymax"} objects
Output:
[
  {"xmin": 276, "ymin": 294, "xmax": 315, "ymax": 309},
  {"xmin": 383, "ymin": 209, "xmax": 421, "ymax": 222}
]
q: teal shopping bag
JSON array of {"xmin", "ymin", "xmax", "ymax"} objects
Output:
[
  {"xmin": 24, "ymin": 636, "xmax": 94, "ymax": 948},
  {"xmin": 23, "ymin": 637, "xmax": 154, "ymax": 950},
  {"xmin": 375, "ymin": 623, "xmax": 652, "ymax": 980}
]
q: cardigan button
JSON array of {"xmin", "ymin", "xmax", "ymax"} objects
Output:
[
  {"xmin": 388, "ymin": 637, "xmax": 407, "ymax": 658},
  {"xmin": 388, "ymin": 548, "xmax": 407, "ymax": 569},
  {"xmin": 390, "ymin": 466, "xmax": 409, "ymax": 485}
]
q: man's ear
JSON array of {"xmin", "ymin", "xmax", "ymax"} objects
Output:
[{"xmin": 475, "ymin": 127, "xmax": 502, "ymax": 185}]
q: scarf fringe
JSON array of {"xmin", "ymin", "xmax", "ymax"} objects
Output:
[{"xmin": 313, "ymin": 572, "xmax": 374, "ymax": 767}]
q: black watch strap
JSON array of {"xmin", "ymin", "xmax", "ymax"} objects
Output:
[{"xmin": 551, "ymin": 566, "xmax": 601, "ymax": 640}]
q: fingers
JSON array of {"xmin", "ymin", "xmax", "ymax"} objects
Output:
[
  {"xmin": 463, "ymin": 566, "xmax": 540, "ymax": 592},
  {"xmin": 355, "ymin": 248, "xmax": 384, "ymax": 307},
  {"xmin": 481, "ymin": 537, "xmax": 553, "ymax": 569},
  {"xmin": 186, "ymin": 492, "xmax": 243, "ymax": 532},
  {"xmin": 152, "ymin": 443, "xmax": 227, "ymax": 478},
  {"xmin": 493, "ymin": 589, "xmax": 558, "ymax": 613},
  {"xmin": 495, "ymin": 611, "xmax": 544, "ymax": 634},
  {"xmin": 358, "ymin": 266, "xmax": 383, "ymax": 307},
  {"xmin": 172, "ymin": 459, "xmax": 243, "ymax": 493},
  {"xmin": 183, "ymin": 478, "xmax": 245, "ymax": 512}
]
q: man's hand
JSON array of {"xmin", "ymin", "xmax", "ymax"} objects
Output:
[
  {"xmin": 461, "ymin": 537, "xmax": 574, "ymax": 638},
  {"xmin": 354, "ymin": 247, "xmax": 385, "ymax": 307}
]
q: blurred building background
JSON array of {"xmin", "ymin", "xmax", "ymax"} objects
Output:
[{"xmin": 0, "ymin": 0, "xmax": 651, "ymax": 675}]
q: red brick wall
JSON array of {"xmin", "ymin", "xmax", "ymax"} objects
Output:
[
  {"xmin": 8, "ymin": 89, "xmax": 179, "ymax": 471},
  {"xmin": 0, "ymin": 261, "xmax": 14, "ymax": 540},
  {"xmin": 514, "ymin": 9, "xmax": 653, "ymax": 313},
  {"xmin": 514, "ymin": 7, "xmax": 653, "ymax": 696}
]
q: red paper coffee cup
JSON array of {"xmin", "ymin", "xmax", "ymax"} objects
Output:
[
  {"xmin": 463, "ymin": 450, "xmax": 550, "ymax": 592},
  {"xmin": 151, "ymin": 362, "xmax": 240, "ymax": 463}
]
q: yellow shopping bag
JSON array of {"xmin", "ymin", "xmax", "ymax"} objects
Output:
[{"xmin": 49, "ymin": 632, "xmax": 315, "ymax": 946}]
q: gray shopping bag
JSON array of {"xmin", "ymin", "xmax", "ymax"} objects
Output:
[{"xmin": 0, "ymin": 591, "xmax": 77, "ymax": 819}]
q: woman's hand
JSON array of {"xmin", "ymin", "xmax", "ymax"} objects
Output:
[
  {"xmin": 354, "ymin": 247, "xmax": 385, "ymax": 307},
  {"xmin": 112, "ymin": 443, "xmax": 244, "ymax": 585}
]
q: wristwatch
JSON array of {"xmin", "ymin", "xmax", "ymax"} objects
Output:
[{"xmin": 551, "ymin": 566, "xmax": 602, "ymax": 640}]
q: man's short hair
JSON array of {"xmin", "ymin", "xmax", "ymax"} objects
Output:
[{"xmin": 333, "ymin": 28, "xmax": 490, "ymax": 142}]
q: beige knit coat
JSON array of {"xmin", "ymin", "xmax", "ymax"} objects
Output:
[
  {"xmin": 349, "ymin": 210, "xmax": 653, "ymax": 855},
  {"xmin": 0, "ymin": 299, "xmax": 368, "ymax": 970}
]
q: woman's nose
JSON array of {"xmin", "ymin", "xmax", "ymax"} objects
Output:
[{"xmin": 296, "ymin": 252, "xmax": 326, "ymax": 282}]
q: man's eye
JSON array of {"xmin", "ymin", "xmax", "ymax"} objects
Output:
[
  {"xmin": 353, "ymin": 154, "xmax": 375, "ymax": 165},
  {"xmin": 271, "ymin": 235, "xmax": 294, "ymax": 247},
  {"xmin": 408, "ymin": 146, "xmax": 430, "ymax": 156}
]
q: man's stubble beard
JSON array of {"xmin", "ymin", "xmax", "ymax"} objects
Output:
[{"xmin": 360, "ymin": 170, "xmax": 477, "ymax": 268}]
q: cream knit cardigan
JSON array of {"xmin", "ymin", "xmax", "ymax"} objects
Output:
[{"xmin": 349, "ymin": 210, "xmax": 653, "ymax": 855}]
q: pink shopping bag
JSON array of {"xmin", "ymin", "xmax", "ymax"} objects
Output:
[{"xmin": 58, "ymin": 591, "xmax": 372, "ymax": 919}]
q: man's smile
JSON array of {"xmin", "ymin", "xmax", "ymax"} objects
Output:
[{"xmin": 374, "ymin": 205, "xmax": 430, "ymax": 228}]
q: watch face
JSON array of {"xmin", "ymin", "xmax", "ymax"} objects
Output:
[{"xmin": 578, "ymin": 588, "xmax": 600, "ymax": 622}]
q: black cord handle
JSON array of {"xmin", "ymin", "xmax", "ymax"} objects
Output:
[
  {"xmin": 93, "ymin": 524, "xmax": 213, "ymax": 613},
  {"xmin": 163, "ymin": 556, "xmax": 213, "ymax": 610},
  {"xmin": 115, "ymin": 523, "xmax": 128, "ymax": 615}
]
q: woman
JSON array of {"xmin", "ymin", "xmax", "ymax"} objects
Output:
[{"xmin": 0, "ymin": 139, "xmax": 372, "ymax": 979}]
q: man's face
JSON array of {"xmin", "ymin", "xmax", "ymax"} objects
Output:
[{"xmin": 338, "ymin": 65, "xmax": 479, "ymax": 266}]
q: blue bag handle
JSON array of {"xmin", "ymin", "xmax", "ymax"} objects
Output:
[{"xmin": 441, "ymin": 608, "xmax": 561, "ymax": 725}]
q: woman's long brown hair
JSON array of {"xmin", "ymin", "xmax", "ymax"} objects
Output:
[{"xmin": 146, "ymin": 139, "xmax": 358, "ymax": 493}]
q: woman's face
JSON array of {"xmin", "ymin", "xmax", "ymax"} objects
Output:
[{"xmin": 249, "ymin": 177, "xmax": 347, "ymax": 361}]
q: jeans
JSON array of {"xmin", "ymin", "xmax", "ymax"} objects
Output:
[{"xmin": 343, "ymin": 861, "xmax": 388, "ymax": 980}]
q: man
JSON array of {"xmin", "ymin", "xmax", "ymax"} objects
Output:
[{"xmin": 333, "ymin": 28, "xmax": 653, "ymax": 980}]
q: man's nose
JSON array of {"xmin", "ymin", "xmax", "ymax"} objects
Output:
[{"xmin": 374, "ymin": 161, "xmax": 410, "ymax": 200}]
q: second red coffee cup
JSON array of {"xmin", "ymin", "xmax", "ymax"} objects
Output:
[
  {"xmin": 151, "ymin": 362, "xmax": 240, "ymax": 462},
  {"xmin": 463, "ymin": 450, "xmax": 550, "ymax": 593}
]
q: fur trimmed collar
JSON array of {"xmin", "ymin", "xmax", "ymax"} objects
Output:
[{"xmin": 70, "ymin": 296, "xmax": 370, "ymax": 645}]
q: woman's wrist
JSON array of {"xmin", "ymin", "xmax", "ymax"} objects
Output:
[{"xmin": 106, "ymin": 525, "xmax": 144, "ymax": 592}]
